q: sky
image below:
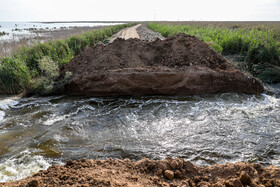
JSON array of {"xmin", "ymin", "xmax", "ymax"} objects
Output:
[{"xmin": 0, "ymin": 0, "xmax": 279, "ymax": 22}]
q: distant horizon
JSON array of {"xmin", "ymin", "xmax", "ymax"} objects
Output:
[
  {"xmin": 0, "ymin": 0, "xmax": 279, "ymax": 22},
  {"xmin": 1, "ymin": 20, "xmax": 280, "ymax": 23}
]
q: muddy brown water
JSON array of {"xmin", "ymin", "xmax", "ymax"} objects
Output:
[{"xmin": 0, "ymin": 91, "xmax": 280, "ymax": 182}]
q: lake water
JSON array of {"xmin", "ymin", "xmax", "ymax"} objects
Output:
[
  {"xmin": 0, "ymin": 22, "xmax": 123, "ymax": 41},
  {"xmin": 0, "ymin": 91, "xmax": 280, "ymax": 182}
]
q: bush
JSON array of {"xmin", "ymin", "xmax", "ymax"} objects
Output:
[
  {"xmin": 66, "ymin": 36, "xmax": 87, "ymax": 56},
  {"xmin": 38, "ymin": 56, "xmax": 59, "ymax": 77},
  {"xmin": 83, "ymin": 32, "xmax": 96, "ymax": 47},
  {"xmin": 48, "ymin": 40, "xmax": 73, "ymax": 66},
  {"xmin": 0, "ymin": 57, "xmax": 30, "ymax": 94},
  {"xmin": 18, "ymin": 45, "xmax": 44, "ymax": 72},
  {"xmin": 32, "ymin": 56, "xmax": 59, "ymax": 95}
]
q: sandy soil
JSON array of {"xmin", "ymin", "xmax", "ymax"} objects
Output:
[
  {"xmin": 2, "ymin": 158, "xmax": 280, "ymax": 186},
  {"xmin": 110, "ymin": 24, "xmax": 141, "ymax": 42}
]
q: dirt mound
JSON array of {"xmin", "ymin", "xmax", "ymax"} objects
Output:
[
  {"xmin": 61, "ymin": 33, "xmax": 264, "ymax": 96},
  {"xmin": 64, "ymin": 33, "xmax": 230, "ymax": 72},
  {"xmin": 2, "ymin": 158, "xmax": 280, "ymax": 186}
]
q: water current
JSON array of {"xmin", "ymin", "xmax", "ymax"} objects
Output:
[{"xmin": 0, "ymin": 91, "xmax": 280, "ymax": 182}]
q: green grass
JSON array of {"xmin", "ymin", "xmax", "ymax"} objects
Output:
[
  {"xmin": 147, "ymin": 22, "xmax": 280, "ymax": 83},
  {"xmin": 0, "ymin": 23, "xmax": 136, "ymax": 95},
  {"xmin": 0, "ymin": 57, "xmax": 30, "ymax": 95}
]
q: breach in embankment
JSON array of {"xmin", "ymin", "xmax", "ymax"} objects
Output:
[{"xmin": 60, "ymin": 33, "xmax": 264, "ymax": 96}]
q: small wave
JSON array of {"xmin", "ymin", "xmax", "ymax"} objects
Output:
[
  {"xmin": 0, "ymin": 111, "xmax": 5, "ymax": 121},
  {"xmin": 43, "ymin": 114, "xmax": 68, "ymax": 126},
  {"xmin": 0, "ymin": 97, "xmax": 20, "ymax": 111},
  {"xmin": 0, "ymin": 97, "xmax": 20, "ymax": 122},
  {"xmin": 0, "ymin": 150, "xmax": 50, "ymax": 182}
]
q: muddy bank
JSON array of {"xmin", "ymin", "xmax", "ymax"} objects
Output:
[
  {"xmin": 61, "ymin": 33, "xmax": 263, "ymax": 96},
  {"xmin": 2, "ymin": 158, "xmax": 279, "ymax": 186}
]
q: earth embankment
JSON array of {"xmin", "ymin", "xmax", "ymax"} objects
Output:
[{"xmin": 61, "ymin": 33, "xmax": 263, "ymax": 96}]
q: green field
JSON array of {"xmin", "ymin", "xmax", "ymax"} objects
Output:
[
  {"xmin": 0, "ymin": 23, "xmax": 135, "ymax": 95},
  {"xmin": 148, "ymin": 22, "xmax": 280, "ymax": 83}
]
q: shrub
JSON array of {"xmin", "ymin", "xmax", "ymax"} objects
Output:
[
  {"xmin": 0, "ymin": 57, "xmax": 30, "ymax": 94},
  {"xmin": 66, "ymin": 36, "xmax": 87, "ymax": 56},
  {"xmin": 48, "ymin": 40, "xmax": 73, "ymax": 67},
  {"xmin": 38, "ymin": 56, "xmax": 59, "ymax": 77},
  {"xmin": 17, "ymin": 43, "xmax": 51, "ymax": 75},
  {"xmin": 83, "ymin": 32, "xmax": 96, "ymax": 47},
  {"xmin": 32, "ymin": 56, "xmax": 59, "ymax": 95}
]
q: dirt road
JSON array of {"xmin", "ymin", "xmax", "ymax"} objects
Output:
[{"xmin": 110, "ymin": 24, "xmax": 141, "ymax": 42}]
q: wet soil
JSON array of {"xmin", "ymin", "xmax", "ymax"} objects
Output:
[{"xmin": 2, "ymin": 158, "xmax": 280, "ymax": 186}]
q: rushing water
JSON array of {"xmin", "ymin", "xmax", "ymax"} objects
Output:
[{"xmin": 0, "ymin": 92, "xmax": 280, "ymax": 182}]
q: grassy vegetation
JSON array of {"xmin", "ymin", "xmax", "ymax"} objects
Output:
[
  {"xmin": 148, "ymin": 22, "xmax": 280, "ymax": 83},
  {"xmin": 0, "ymin": 23, "xmax": 136, "ymax": 95}
]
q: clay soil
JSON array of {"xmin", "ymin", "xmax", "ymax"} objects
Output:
[{"xmin": 2, "ymin": 158, "xmax": 280, "ymax": 187}]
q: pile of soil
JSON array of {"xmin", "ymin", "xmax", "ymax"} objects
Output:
[
  {"xmin": 61, "ymin": 33, "xmax": 263, "ymax": 96},
  {"xmin": 2, "ymin": 158, "xmax": 280, "ymax": 186}
]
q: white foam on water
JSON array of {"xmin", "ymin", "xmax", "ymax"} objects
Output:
[
  {"xmin": 43, "ymin": 114, "xmax": 68, "ymax": 126},
  {"xmin": 0, "ymin": 97, "xmax": 20, "ymax": 122},
  {"xmin": 0, "ymin": 97, "xmax": 20, "ymax": 110},
  {"xmin": 271, "ymin": 159, "xmax": 280, "ymax": 166},
  {"xmin": 0, "ymin": 150, "xmax": 50, "ymax": 182},
  {"xmin": 0, "ymin": 111, "xmax": 5, "ymax": 121}
]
